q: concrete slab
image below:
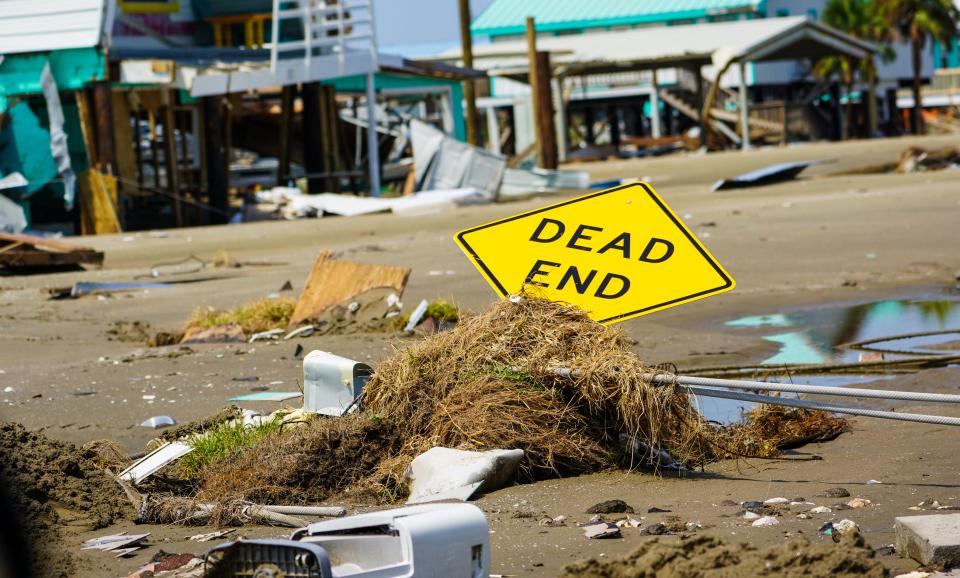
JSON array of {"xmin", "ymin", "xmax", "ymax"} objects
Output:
[{"xmin": 895, "ymin": 514, "xmax": 960, "ymax": 568}]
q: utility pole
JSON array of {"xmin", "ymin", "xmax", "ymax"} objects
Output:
[{"xmin": 458, "ymin": 0, "xmax": 479, "ymax": 146}]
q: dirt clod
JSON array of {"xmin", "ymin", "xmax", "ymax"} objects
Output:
[{"xmin": 587, "ymin": 500, "xmax": 635, "ymax": 514}]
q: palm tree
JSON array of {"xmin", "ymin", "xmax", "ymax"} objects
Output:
[
  {"xmin": 814, "ymin": 52, "xmax": 857, "ymax": 139},
  {"xmin": 876, "ymin": 0, "xmax": 960, "ymax": 134},
  {"xmin": 816, "ymin": 0, "xmax": 894, "ymax": 138}
]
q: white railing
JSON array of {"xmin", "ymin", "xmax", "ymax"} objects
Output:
[{"xmin": 270, "ymin": 0, "xmax": 377, "ymax": 83}]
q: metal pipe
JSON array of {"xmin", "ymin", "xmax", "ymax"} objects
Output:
[
  {"xmin": 682, "ymin": 385, "xmax": 960, "ymax": 427},
  {"xmin": 365, "ymin": 71, "xmax": 381, "ymax": 196},
  {"xmin": 649, "ymin": 374, "xmax": 960, "ymax": 405},
  {"xmin": 262, "ymin": 505, "xmax": 346, "ymax": 517}
]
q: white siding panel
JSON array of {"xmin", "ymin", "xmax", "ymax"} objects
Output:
[{"xmin": 0, "ymin": 0, "xmax": 105, "ymax": 55}]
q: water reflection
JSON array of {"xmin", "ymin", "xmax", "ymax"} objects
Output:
[{"xmin": 725, "ymin": 298, "xmax": 960, "ymax": 364}]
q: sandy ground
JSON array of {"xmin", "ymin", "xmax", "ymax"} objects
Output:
[{"xmin": 2, "ymin": 133, "xmax": 960, "ymax": 577}]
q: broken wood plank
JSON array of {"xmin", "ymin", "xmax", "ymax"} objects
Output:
[
  {"xmin": 0, "ymin": 232, "xmax": 104, "ymax": 269},
  {"xmin": 290, "ymin": 250, "xmax": 411, "ymax": 325}
]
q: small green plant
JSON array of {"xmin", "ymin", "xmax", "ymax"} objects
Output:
[
  {"xmin": 424, "ymin": 300, "xmax": 460, "ymax": 323},
  {"xmin": 176, "ymin": 419, "xmax": 282, "ymax": 478},
  {"xmin": 187, "ymin": 298, "xmax": 295, "ymax": 335},
  {"xmin": 394, "ymin": 300, "xmax": 461, "ymax": 330}
]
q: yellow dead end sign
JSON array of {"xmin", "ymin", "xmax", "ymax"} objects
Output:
[{"xmin": 455, "ymin": 182, "xmax": 735, "ymax": 324}]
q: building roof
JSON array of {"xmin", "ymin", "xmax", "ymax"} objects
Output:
[
  {"xmin": 443, "ymin": 16, "xmax": 873, "ymax": 76},
  {"xmin": 471, "ymin": 0, "xmax": 761, "ymax": 37},
  {"xmin": 0, "ymin": 0, "xmax": 111, "ymax": 56}
]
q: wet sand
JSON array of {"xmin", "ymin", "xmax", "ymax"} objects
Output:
[{"xmin": 2, "ymin": 133, "xmax": 959, "ymax": 576}]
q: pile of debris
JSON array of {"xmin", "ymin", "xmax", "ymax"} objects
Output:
[
  {"xmin": 897, "ymin": 146, "xmax": 960, "ymax": 173},
  {"xmin": 138, "ymin": 297, "xmax": 846, "ymax": 511}
]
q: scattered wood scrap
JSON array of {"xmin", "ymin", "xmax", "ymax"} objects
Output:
[
  {"xmin": 290, "ymin": 250, "xmax": 411, "ymax": 325},
  {"xmin": 0, "ymin": 232, "xmax": 104, "ymax": 272}
]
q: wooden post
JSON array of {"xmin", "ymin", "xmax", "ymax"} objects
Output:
[
  {"xmin": 110, "ymin": 92, "xmax": 136, "ymax": 229},
  {"xmin": 134, "ymin": 108, "xmax": 145, "ymax": 190},
  {"xmin": 201, "ymin": 96, "xmax": 229, "ymax": 224},
  {"xmin": 525, "ymin": 17, "xmax": 543, "ymax": 168},
  {"xmin": 458, "ymin": 0, "xmax": 479, "ymax": 146},
  {"xmin": 321, "ymin": 85, "xmax": 341, "ymax": 193},
  {"xmin": 91, "ymin": 81, "xmax": 117, "ymax": 175},
  {"xmin": 149, "ymin": 110, "xmax": 162, "ymax": 189},
  {"xmin": 177, "ymin": 108, "xmax": 192, "ymax": 192},
  {"xmin": 533, "ymin": 51, "xmax": 558, "ymax": 169},
  {"xmin": 162, "ymin": 90, "xmax": 183, "ymax": 226},
  {"xmin": 278, "ymin": 84, "xmax": 295, "ymax": 186},
  {"xmin": 222, "ymin": 97, "xmax": 232, "ymax": 205},
  {"xmin": 692, "ymin": 65, "xmax": 705, "ymax": 148},
  {"xmin": 301, "ymin": 82, "xmax": 325, "ymax": 193},
  {"xmin": 607, "ymin": 104, "xmax": 620, "ymax": 150}
]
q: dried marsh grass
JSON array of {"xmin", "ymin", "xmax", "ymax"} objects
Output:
[{"xmin": 183, "ymin": 296, "xmax": 847, "ymax": 508}]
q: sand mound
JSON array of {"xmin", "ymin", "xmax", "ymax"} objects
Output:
[
  {"xmin": 0, "ymin": 422, "xmax": 135, "ymax": 577},
  {"xmin": 561, "ymin": 532, "xmax": 885, "ymax": 578}
]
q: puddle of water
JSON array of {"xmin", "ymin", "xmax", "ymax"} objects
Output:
[
  {"xmin": 702, "ymin": 297, "xmax": 960, "ymax": 423},
  {"xmin": 726, "ymin": 298, "xmax": 960, "ymax": 364}
]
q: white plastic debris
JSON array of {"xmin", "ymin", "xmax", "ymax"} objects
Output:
[
  {"xmin": 846, "ymin": 498, "xmax": 872, "ymax": 509},
  {"xmin": 404, "ymin": 447, "xmax": 524, "ymax": 504},
  {"xmin": 139, "ymin": 415, "xmax": 176, "ymax": 428},
  {"xmin": 751, "ymin": 516, "xmax": 780, "ymax": 527},
  {"xmin": 249, "ymin": 328, "xmax": 284, "ymax": 343},
  {"xmin": 404, "ymin": 299, "xmax": 429, "ymax": 333},
  {"xmin": 119, "ymin": 442, "xmax": 193, "ymax": 484},
  {"xmin": 834, "ymin": 519, "xmax": 859, "ymax": 535},
  {"xmin": 283, "ymin": 325, "xmax": 314, "ymax": 340}
]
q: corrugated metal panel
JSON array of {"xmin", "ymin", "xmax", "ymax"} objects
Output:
[
  {"xmin": 0, "ymin": 0, "xmax": 106, "ymax": 55},
  {"xmin": 472, "ymin": 0, "xmax": 761, "ymax": 36}
]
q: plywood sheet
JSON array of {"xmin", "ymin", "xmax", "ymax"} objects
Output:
[{"xmin": 290, "ymin": 250, "xmax": 411, "ymax": 325}]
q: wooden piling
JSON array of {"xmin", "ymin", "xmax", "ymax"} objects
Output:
[
  {"xmin": 201, "ymin": 96, "xmax": 229, "ymax": 224},
  {"xmin": 162, "ymin": 90, "xmax": 183, "ymax": 226}
]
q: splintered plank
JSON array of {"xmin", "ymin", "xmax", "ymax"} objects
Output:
[
  {"xmin": 0, "ymin": 232, "xmax": 104, "ymax": 269},
  {"xmin": 290, "ymin": 250, "xmax": 411, "ymax": 325}
]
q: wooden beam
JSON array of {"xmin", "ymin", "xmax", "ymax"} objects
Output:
[
  {"xmin": 458, "ymin": 0, "xmax": 479, "ymax": 146},
  {"xmin": 162, "ymin": 90, "xmax": 183, "ymax": 226},
  {"xmin": 202, "ymin": 96, "xmax": 229, "ymax": 224},
  {"xmin": 525, "ymin": 17, "xmax": 543, "ymax": 168}
]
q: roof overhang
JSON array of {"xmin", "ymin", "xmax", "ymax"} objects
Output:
[{"xmin": 430, "ymin": 17, "xmax": 874, "ymax": 80}]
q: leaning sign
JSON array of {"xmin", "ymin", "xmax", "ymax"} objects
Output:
[{"xmin": 455, "ymin": 182, "xmax": 734, "ymax": 324}]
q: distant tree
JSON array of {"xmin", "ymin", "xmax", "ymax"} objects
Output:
[
  {"xmin": 875, "ymin": 0, "xmax": 959, "ymax": 133},
  {"xmin": 815, "ymin": 0, "xmax": 894, "ymax": 138}
]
